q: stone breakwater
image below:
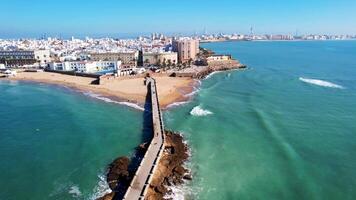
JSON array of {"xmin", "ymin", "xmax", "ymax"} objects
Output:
[
  {"xmin": 197, "ymin": 62, "xmax": 246, "ymax": 79},
  {"xmin": 171, "ymin": 60, "xmax": 246, "ymax": 80},
  {"xmin": 97, "ymin": 131, "xmax": 190, "ymax": 200}
]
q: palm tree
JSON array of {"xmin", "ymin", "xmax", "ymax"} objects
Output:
[
  {"xmin": 167, "ymin": 59, "xmax": 172, "ymax": 69},
  {"xmin": 188, "ymin": 58, "xmax": 193, "ymax": 67},
  {"xmin": 144, "ymin": 59, "xmax": 150, "ymax": 66},
  {"xmin": 157, "ymin": 59, "xmax": 161, "ymax": 68},
  {"xmin": 162, "ymin": 59, "xmax": 167, "ymax": 69}
]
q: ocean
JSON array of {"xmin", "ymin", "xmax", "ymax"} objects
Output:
[
  {"xmin": 164, "ymin": 41, "xmax": 356, "ymax": 199},
  {"xmin": 0, "ymin": 82, "xmax": 145, "ymax": 199},
  {"xmin": 1, "ymin": 41, "xmax": 356, "ymax": 200}
]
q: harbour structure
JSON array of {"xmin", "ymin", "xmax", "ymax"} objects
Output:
[{"xmin": 123, "ymin": 77, "xmax": 165, "ymax": 200}]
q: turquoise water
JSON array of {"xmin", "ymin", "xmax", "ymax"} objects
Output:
[
  {"xmin": 165, "ymin": 41, "xmax": 356, "ymax": 199},
  {"xmin": 1, "ymin": 41, "xmax": 356, "ymax": 200},
  {"xmin": 0, "ymin": 81, "xmax": 145, "ymax": 199}
]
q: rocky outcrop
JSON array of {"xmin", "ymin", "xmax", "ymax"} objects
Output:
[
  {"xmin": 106, "ymin": 157, "xmax": 130, "ymax": 190},
  {"xmin": 97, "ymin": 131, "xmax": 190, "ymax": 200},
  {"xmin": 97, "ymin": 142, "xmax": 150, "ymax": 200},
  {"xmin": 195, "ymin": 61, "xmax": 246, "ymax": 79},
  {"xmin": 145, "ymin": 131, "xmax": 191, "ymax": 200}
]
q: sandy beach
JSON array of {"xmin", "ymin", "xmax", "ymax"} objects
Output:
[{"xmin": 8, "ymin": 71, "xmax": 196, "ymax": 109}]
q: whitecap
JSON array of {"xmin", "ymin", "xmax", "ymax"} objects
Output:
[
  {"xmin": 299, "ymin": 77, "xmax": 344, "ymax": 89},
  {"xmin": 68, "ymin": 185, "xmax": 82, "ymax": 198},
  {"xmin": 190, "ymin": 106, "xmax": 213, "ymax": 116},
  {"xmin": 83, "ymin": 91, "xmax": 144, "ymax": 111}
]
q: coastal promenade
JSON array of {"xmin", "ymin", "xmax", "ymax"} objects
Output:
[{"xmin": 123, "ymin": 77, "xmax": 165, "ymax": 200}]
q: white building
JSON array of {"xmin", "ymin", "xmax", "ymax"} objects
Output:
[
  {"xmin": 34, "ymin": 50, "xmax": 51, "ymax": 66},
  {"xmin": 49, "ymin": 60, "xmax": 121, "ymax": 73}
]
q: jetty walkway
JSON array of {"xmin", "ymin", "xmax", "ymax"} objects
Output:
[{"xmin": 123, "ymin": 77, "xmax": 165, "ymax": 200}]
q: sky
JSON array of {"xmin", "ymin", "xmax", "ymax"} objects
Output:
[{"xmin": 1, "ymin": 0, "xmax": 356, "ymax": 38}]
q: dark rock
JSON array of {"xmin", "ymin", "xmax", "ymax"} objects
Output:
[
  {"xmin": 173, "ymin": 166, "xmax": 186, "ymax": 176},
  {"xmin": 106, "ymin": 157, "xmax": 130, "ymax": 190},
  {"xmin": 183, "ymin": 174, "xmax": 193, "ymax": 180}
]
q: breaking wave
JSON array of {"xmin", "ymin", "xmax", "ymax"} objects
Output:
[
  {"xmin": 204, "ymin": 71, "xmax": 222, "ymax": 79},
  {"xmin": 83, "ymin": 92, "xmax": 144, "ymax": 111},
  {"xmin": 88, "ymin": 174, "xmax": 112, "ymax": 200},
  {"xmin": 299, "ymin": 77, "xmax": 344, "ymax": 89},
  {"xmin": 190, "ymin": 106, "xmax": 213, "ymax": 116}
]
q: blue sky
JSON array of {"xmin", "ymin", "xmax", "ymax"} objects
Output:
[{"xmin": 1, "ymin": 0, "xmax": 355, "ymax": 38}]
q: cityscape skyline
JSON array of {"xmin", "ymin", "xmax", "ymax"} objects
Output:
[{"xmin": 1, "ymin": 0, "xmax": 356, "ymax": 39}]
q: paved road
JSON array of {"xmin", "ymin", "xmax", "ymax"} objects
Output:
[{"xmin": 123, "ymin": 78, "xmax": 165, "ymax": 200}]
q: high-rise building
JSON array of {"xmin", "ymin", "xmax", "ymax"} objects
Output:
[{"xmin": 172, "ymin": 39, "xmax": 199, "ymax": 63}]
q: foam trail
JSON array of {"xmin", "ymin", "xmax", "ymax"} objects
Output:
[
  {"xmin": 299, "ymin": 77, "xmax": 344, "ymax": 89},
  {"xmin": 185, "ymin": 87, "xmax": 200, "ymax": 97},
  {"xmin": 166, "ymin": 101, "xmax": 189, "ymax": 109},
  {"xmin": 190, "ymin": 106, "xmax": 213, "ymax": 116},
  {"xmin": 83, "ymin": 92, "xmax": 144, "ymax": 111},
  {"xmin": 68, "ymin": 185, "xmax": 82, "ymax": 198},
  {"xmin": 204, "ymin": 71, "xmax": 221, "ymax": 79}
]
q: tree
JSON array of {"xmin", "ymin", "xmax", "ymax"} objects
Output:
[
  {"xmin": 157, "ymin": 59, "xmax": 161, "ymax": 68},
  {"xmin": 162, "ymin": 59, "xmax": 167, "ymax": 69},
  {"xmin": 188, "ymin": 58, "xmax": 193, "ymax": 67},
  {"xmin": 144, "ymin": 59, "xmax": 150, "ymax": 66},
  {"xmin": 167, "ymin": 59, "xmax": 172, "ymax": 68},
  {"xmin": 182, "ymin": 62, "xmax": 187, "ymax": 69}
]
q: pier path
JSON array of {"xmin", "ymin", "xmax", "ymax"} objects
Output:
[{"xmin": 123, "ymin": 77, "xmax": 165, "ymax": 200}]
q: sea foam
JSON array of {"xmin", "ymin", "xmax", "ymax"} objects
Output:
[
  {"xmin": 190, "ymin": 106, "xmax": 213, "ymax": 116},
  {"xmin": 68, "ymin": 185, "xmax": 82, "ymax": 198},
  {"xmin": 299, "ymin": 77, "xmax": 344, "ymax": 89},
  {"xmin": 83, "ymin": 92, "xmax": 144, "ymax": 111},
  {"xmin": 166, "ymin": 101, "xmax": 190, "ymax": 109},
  {"xmin": 89, "ymin": 174, "xmax": 112, "ymax": 200}
]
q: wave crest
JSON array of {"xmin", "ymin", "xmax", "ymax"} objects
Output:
[
  {"xmin": 190, "ymin": 106, "xmax": 213, "ymax": 116},
  {"xmin": 299, "ymin": 77, "xmax": 344, "ymax": 89}
]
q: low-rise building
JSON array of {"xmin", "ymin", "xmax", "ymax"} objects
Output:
[
  {"xmin": 90, "ymin": 51, "xmax": 138, "ymax": 67},
  {"xmin": 0, "ymin": 50, "xmax": 51, "ymax": 67},
  {"xmin": 0, "ymin": 63, "xmax": 6, "ymax": 70},
  {"xmin": 206, "ymin": 55, "xmax": 232, "ymax": 62},
  {"xmin": 34, "ymin": 50, "xmax": 51, "ymax": 66},
  {"xmin": 142, "ymin": 52, "xmax": 178, "ymax": 66},
  {"xmin": 49, "ymin": 60, "xmax": 121, "ymax": 73},
  {"xmin": 0, "ymin": 50, "xmax": 36, "ymax": 67}
]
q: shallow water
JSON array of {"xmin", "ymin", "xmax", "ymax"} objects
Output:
[
  {"xmin": 164, "ymin": 41, "xmax": 356, "ymax": 199},
  {"xmin": 0, "ymin": 81, "xmax": 145, "ymax": 199}
]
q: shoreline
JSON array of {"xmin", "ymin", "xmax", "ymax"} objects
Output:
[
  {"xmin": 4, "ymin": 71, "xmax": 196, "ymax": 110},
  {"xmin": 0, "ymin": 65, "xmax": 246, "ymax": 199},
  {"xmin": 3, "ymin": 65, "xmax": 244, "ymax": 110}
]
